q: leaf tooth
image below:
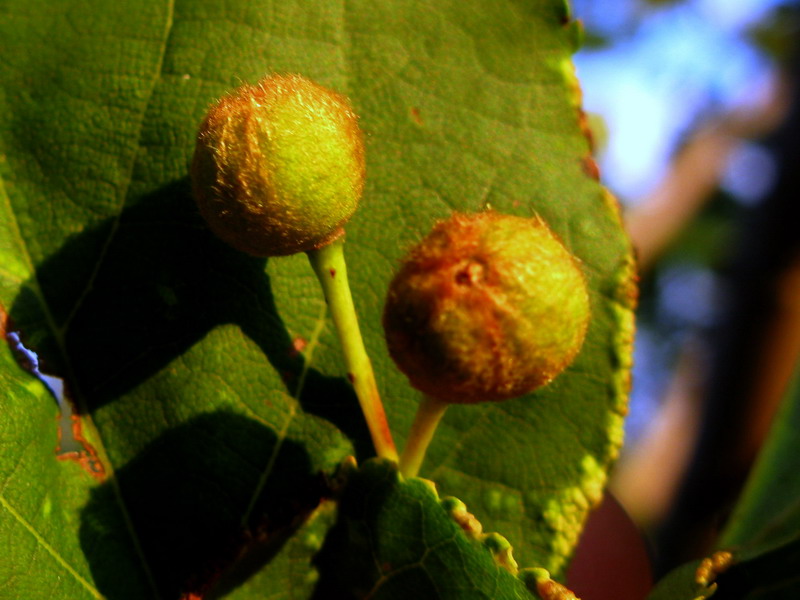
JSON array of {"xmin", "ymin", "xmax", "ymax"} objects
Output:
[
  {"xmin": 440, "ymin": 495, "xmax": 484, "ymax": 538},
  {"xmin": 519, "ymin": 567, "xmax": 580, "ymax": 600},
  {"xmin": 479, "ymin": 531, "xmax": 518, "ymax": 575}
]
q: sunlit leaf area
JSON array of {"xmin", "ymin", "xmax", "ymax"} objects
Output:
[{"xmin": 2, "ymin": 0, "xmax": 800, "ymax": 598}]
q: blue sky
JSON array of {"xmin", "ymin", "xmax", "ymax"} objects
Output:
[
  {"xmin": 572, "ymin": 0, "xmax": 787, "ymax": 202},
  {"xmin": 570, "ymin": 0, "xmax": 793, "ymax": 445}
]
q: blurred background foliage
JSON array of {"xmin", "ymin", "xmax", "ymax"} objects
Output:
[{"xmin": 570, "ymin": 0, "xmax": 800, "ymax": 575}]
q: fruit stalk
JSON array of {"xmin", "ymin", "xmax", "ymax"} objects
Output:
[
  {"xmin": 308, "ymin": 239, "xmax": 398, "ymax": 462},
  {"xmin": 399, "ymin": 395, "xmax": 449, "ymax": 478}
]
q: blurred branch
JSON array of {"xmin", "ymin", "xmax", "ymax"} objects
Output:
[
  {"xmin": 625, "ymin": 77, "xmax": 790, "ymax": 272},
  {"xmin": 609, "ymin": 39, "xmax": 800, "ymax": 578},
  {"xmin": 611, "ymin": 341, "xmax": 706, "ymax": 528},
  {"xmin": 651, "ymin": 56, "xmax": 800, "ymax": 572}
]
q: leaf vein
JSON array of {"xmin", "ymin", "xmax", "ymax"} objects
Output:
[
  {"xmin": 0, "ymin": 493, "xmax": 103, "ymax": 599},
  {"xmin": 58, "ymin": 0, "xmax": 176, "ymax": 336},
  {"xmin": 240, "ymin": 301, "xmax": 329, "ymax": 527}
]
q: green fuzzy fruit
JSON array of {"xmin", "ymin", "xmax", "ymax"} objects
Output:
[
  {"xmin": 191, "ymin": 74, "xmax": 365, "ymax": 256},
  {"xmin": 383, "ymin": 212, "xmax": 590, "ymax": 404}
]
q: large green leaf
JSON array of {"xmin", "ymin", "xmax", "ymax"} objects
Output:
[
  {"xmin": 311, "ymin": 458, "xmax": 533, "ymax": 599},
  {"xmin": 0, "ymin": 0, "xmax": 635, "ymax": 597}
]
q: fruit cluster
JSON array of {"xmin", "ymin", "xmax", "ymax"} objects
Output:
[{"xmin": 191, "ymin": 73, "xmax": 591, "ymax": 475}]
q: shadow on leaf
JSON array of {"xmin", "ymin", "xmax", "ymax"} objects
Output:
[
  {"xmin": 8, "ymin": 177, "xmax": 374, "ymax": 458},
  {"xmin": 6, "ymin": 176, "xmax": 383, "ymax": 595},
  {"xmin": 79, "ymin": 410, "xmax": 324, "ymax": 599}
]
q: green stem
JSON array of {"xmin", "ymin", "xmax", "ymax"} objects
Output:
[
  {"xmin": 399, "ymin": 395, "xmax": 448, "ymax": 478},
  {"xmin": 308, "ymin": 239, "xmax": 399, "ymax": 462}
]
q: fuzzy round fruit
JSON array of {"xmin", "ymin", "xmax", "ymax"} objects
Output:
[
  {"xmin": 191, "ymin": 74, "xmax": 365, "ymax": 256},
  {"xmin": 383, "ymin": 212, "xmax": 590, "ymax": 404}
]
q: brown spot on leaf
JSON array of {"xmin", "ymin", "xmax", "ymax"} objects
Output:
[
  {"xmin": 577, "ymin": 108, "xmax": 595, "ymax": 152},
  {"xmin": 290, "ymin": 336, "xmax": 307, "ymax": 357},
  {"xmin": 57, "ymin": 415, "xmax": 107, "ymax": 481},
  {"xmin": 410, "ymin": 106, "xmax": 423, "ymax": 125},
  {"xmin": 0, "ymin": 302, "xmax": 8, "ymax": 338},
  {"xmin": 581, "ymin": 155, "xmax": 600, "ymax": 180},
  {"xmin": 329, "ymin": 268, "xmax": 336, "ymax": 278},
  {"xmin": 346, "ymin": 372, "xmax": 355, "ymax": 384}
]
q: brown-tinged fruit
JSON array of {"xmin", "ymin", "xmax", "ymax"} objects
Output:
[
  {"xmin": 191, "ymin": 74, "xmax": 365, "ymax": 256},
  {"xmin": 383, "ymin": 212, "xmax": 590, "ymax": 404}
]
